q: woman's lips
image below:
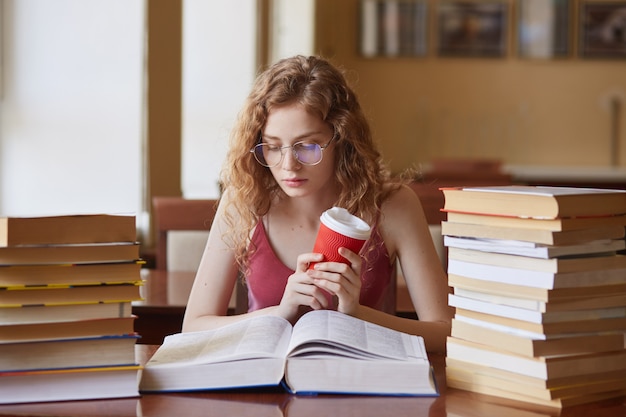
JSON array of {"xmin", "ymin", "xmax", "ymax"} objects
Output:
[{"xmin": 283, "ymin": 178, "xmax": 307, "ymax": 187}]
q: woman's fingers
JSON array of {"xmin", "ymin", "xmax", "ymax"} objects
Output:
[{"xmin": 309, "ymin": 247, "xmax": 363, "ymax": 314}]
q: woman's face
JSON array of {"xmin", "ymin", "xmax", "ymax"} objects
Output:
[{"xmin": 261, "ymin": 102, "xmax": 337, "ymax": 200}]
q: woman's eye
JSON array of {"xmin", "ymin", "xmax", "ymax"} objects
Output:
[{"xmin": 296, "ymin": 143, "xmax": 317, "ymax": 151}]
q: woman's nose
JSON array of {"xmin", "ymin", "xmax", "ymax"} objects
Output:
[{"xmin": 281, "ymin": 149, "xmax": 301, "ymax": 170}]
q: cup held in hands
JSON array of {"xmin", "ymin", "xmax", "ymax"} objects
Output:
[{"xmin": 310, "ymin": 207, "xmax": 371, "ymax": 267}]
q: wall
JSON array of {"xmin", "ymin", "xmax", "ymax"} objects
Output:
[{"xmin": 314, "ymin": 0, "xmax": 626, "ymax": 174}]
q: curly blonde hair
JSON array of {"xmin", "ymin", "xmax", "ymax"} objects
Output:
[{"xmin": 220, "ymin": 55, "xmax": 398, "ymax": 270}]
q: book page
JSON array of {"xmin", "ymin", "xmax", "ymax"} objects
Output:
[
  {"xmin": 146, "ymin": 315, "xmax": 292, "ymax": 367},
  {"xmin": 288, "ymin": 310, "xmax": 426, "ymax": 361}
]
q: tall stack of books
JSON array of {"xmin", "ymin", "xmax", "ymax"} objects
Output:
[
  {"xmin": 440, "ymin": 185, "xmax": 626, "ymax": 409},
  {"xmin": 0, "ymin": 214, "xmax": 143, "ymax": 404}
]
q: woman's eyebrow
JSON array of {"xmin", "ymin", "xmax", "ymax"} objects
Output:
[{"xmin": 261, "ymin": 131, "xmax": 326, "ymax": 141}]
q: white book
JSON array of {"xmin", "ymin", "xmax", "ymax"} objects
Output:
[
  {"xmin": 446, "ymin": 337, "xmax": 626, "ymax": 380},
  {"xmin": 449, "ymin": 293, "xmax": 626, "ymax": 324},
  {"xmin": 447, "ymin": 259, "xmax": 626, "ymax": 289},
  {"xmin": 383, "ymin": 1, "xmax": 400, "ymax": 56},
  {"xmin": 0, "ymin": 365, "xmax": 140, "ymax": 404},
  {"xmin": 360, "ymin": 0, "xmax": 378, "ymax": 57},
  {"xmin": 452, "ymin": 287, "xmax": 626, "ymax": 313},
  {"xmin": 454, "ymin": 287, "xmax": 546, "ymax": 311},
  {"xmin": 139, "ymin": 310, "xmax": 437, "ymax": 397},
  {"xmin": 447, "ymin": 247, "xmax": 626, "ymax": 273},
  {"xmin": 451, "ymin": 317, "xmax": 626, "ymax": 357},
  {"xmin": 454, "ymin": 314, "xmax": 546, "ymax": 340},
  {"xmin": 444, "ymin": 236, "xmax": 625, "ymax": 259}
]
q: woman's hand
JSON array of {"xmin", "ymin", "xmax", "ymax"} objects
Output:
[
  {"xmin": 309, "ymin": 247, "xmax": 362, "ymax": 315},
  {"xmin": 277, "ymin": 252, "xmax": 331, "ymax": 321}
]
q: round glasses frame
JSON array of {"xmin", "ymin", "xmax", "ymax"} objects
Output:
[{"xmin": 250, "ymin": 136, "xmax": 335, "ymax": 168}]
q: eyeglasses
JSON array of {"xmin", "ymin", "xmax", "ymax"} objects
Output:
[{"xmin": 250, "ymin": 137, "xmax": 334, "ymax": 168}]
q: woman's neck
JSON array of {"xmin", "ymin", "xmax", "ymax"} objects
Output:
[{"xmin": 272, "ymin": 191, "xmax": 338, "ymax": 227}]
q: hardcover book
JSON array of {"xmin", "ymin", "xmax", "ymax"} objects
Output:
[
  {"xmin": 441, "ymin": 221, "xmax": 625, "ymax": 245},
  {"xmin": 448, "ymin": 273, "xmax": 626, "ymax": 302},
  {"xmin": 0, "ymin": 301, "xmax": 134, "ymax": 325},
  {"xmin": 0, "ymin": 243, "xmax": 140, "ymax": 265},
  {"xmin": 446, "ymin": 337, "xmax": 626, "ymax": 381},
  {"xmin": 0, "ymin": 365, "xmax": 140, "ymax": 404},
  {"xmin": 0, "ymin": 316, "xmax": 136, "ymax": 343},
  {"xmin": 441, "ymin": 186, "xmax": 626, "ymax": 219},
  {"xmin": 0, "ymin": 261, "xmax": 143, "ymax": 287},
  {"xmin": 139, "ymin": 310, "xmax": 438, "ymax": 397},
  {"xmin": 447, "ymin": 247, "xmax": 626, "ymax": 273},
  {"xmin": 446, "ymin": 358, "xmax": 626, "ymax": 408},
  {"xmin": 444, "ymin": 210, "xmax": 626, "ymax": 232},
  {"xmin": 450, "ymin": 318, "xmax": 625, "ymax": 357},
  {"xmin": 0, "ymin": 214, "xmax": 136, "ymax": 247},
  {"xmin": 0, "ymin": 334, "xmax": 139, "ymax": 371},
  {"xmin": 444, "ymin": 235, "xmax": 625, "ymax": 259}
]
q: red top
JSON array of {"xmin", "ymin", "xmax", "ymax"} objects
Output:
[{"xmin": 245, "ymin": 220, "xmax": 396, "ymax": 314}]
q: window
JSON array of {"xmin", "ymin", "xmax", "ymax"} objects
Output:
[
  {"xmin": 181, "ymin": 0, "xmax": 257, "ymax": 198},
  {"xmin": 0, "ymin": 0, "xmax": 144, "ymax": 218}
]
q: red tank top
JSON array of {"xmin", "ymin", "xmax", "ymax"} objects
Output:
[{"xmin": 245, "ymin": 221, "xmax": 396, "ymax": 314}]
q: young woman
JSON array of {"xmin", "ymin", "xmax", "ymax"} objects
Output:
[{"xmin": 182, "ymin": 55, "xmax": 452, "ymax": 352}]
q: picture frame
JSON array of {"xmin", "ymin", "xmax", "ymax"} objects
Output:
[
  {"xmin": 437, "ymin": 1, "xmax": 508, "ymax": 57},
  {"xmin": 517, "ymin": 0, "xmax": 570, "ymax": 59},
  {"xmin": 579, "ymin": 1, "xmax": 626, "ymax": 59},
  {"xmin": 359, "ymin": 0, "xmax": 428, "ymax": 58}
]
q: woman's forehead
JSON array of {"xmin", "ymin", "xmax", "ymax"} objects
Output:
[{"xmin": 263, "ymin": 103, "xmax": 331, "ymax": 138}]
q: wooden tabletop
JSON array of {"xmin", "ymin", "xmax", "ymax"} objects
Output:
[
  {"xmin": 136, "ymin": 269, "xmax": 196, "ymax": 308},
  {"xmin": 0, "ymin": 344, "xmax": 623, "ymax": 417},
  {"xmin": 131, "ymin": 269, "xmax": 195, "ymax": 345}
]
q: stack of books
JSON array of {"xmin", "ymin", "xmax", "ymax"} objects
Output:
[
  {"xmin": 440, "ymin": 185, "xmax": 626, "ymax": 409},
  {"xmin": 0, "ymin": 214, "xmax": 143, "ymax": 404}
]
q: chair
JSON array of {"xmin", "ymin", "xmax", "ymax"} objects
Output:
[
  {"xmin": 152, "ymin": 197, "xmax": 218, "ymax": 271},
  {"xmin": 151, "ymin": 196, "xmax": 248, "ymax": 314},
  {"xmin": 410, "ymin": 158, "xmax": 513, "ymax": 224},
  {"xmin": 136, "ymin": 197, "xmax": 247, "ymax": 344}
]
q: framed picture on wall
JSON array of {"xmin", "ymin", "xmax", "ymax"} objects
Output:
[
  {"xmin": 437, "ymin": 1, "xmax": 508, "ymax": 57},
  {"xmin": 517, "ymin": 0, "xmax": 570, "ymax": 58},
  {"xmin": 359, "ymin": 0, "xmax": 428, "ymax": 57},
  {"xmin": 579, "ymin": 1, "xmax": 626, "ymax": 58}
]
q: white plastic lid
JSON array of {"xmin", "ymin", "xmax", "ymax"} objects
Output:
[{"xmin": 320, "ymin": 207, "xmax": 371, "ymax": 240}]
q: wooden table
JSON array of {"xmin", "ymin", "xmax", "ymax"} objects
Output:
[
  {"xmin": 0, "ymin": 345, "xmax": 623, "ymax": 417},
  {"xmin": 99, "ymin": 270, "xmax": 625, "ymax": 416},
  {"xmin": 132, "ymin": 269, "xmax": 196, "ymax": 344}
]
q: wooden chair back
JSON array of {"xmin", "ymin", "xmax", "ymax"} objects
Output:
[
  {"xmin": 151, "ymin": 196, "xmax": 248, "ymax": 314},
  {"xmin": 410, "ymin": 158, "xmax": 513, "ymax": 224},
  {"xmin": 152, "ymin": 197, "xmax": 218, "ymax": 271}
]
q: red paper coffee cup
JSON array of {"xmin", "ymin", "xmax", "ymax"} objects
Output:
[{"xmin": 310, "ymin": 207, "xmax": 371, "ymax": 267}]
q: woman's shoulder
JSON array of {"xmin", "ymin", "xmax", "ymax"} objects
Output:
[
  {"xmin": 376, "ymin": 184, "xmax": 426, "ymax": 259},
  {"xmin": 379, "ymin": 184, "xmax": 427, "ymax": 231},
  {"xmin": 382, "ymin": 183, "xmax": 421, "ymax": 210}
]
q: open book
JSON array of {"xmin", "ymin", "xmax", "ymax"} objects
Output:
[{"xmin": 138, "ymin": 310, "xmax": 438, "ymax": 396}]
